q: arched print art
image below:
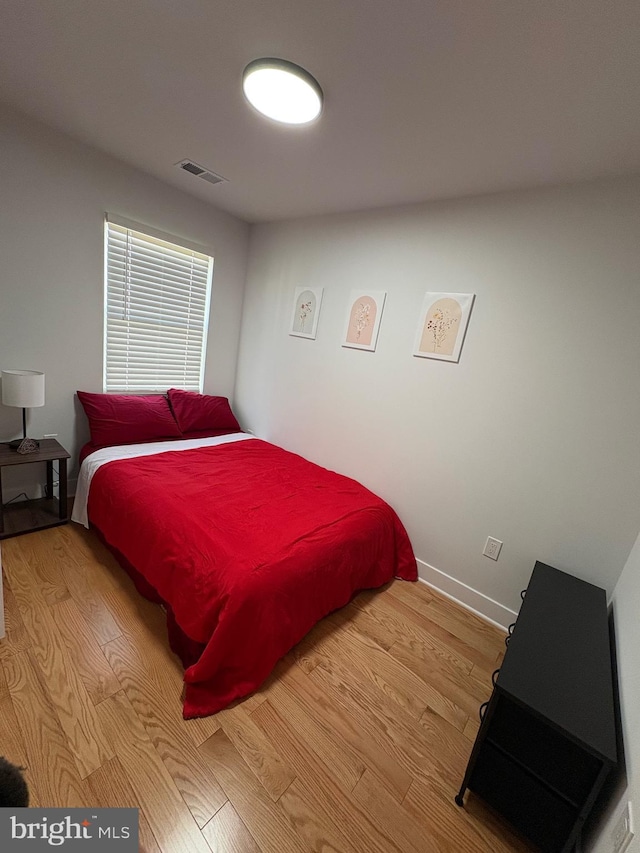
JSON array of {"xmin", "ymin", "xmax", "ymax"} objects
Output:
[
  {"xmin": 289, "ymin": 287, "xmax": 323, "ymax": 339},
  {"xmin": 413, "ymin": 292, "xmax": 475, "ymax": 362},
  {"xmin": 342, "ymin": 290, "xmax": 387, "ymax": 352}
]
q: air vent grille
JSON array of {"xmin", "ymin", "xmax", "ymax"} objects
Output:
[
  {"xmin": 175, "ymin": 160, "xmax": 227, "ymax": 186},
  {"xmin": 181, "ymin": 161, "xmax": 205, "ymax": 176}
]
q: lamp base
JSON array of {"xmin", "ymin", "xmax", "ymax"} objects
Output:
[{"xmin": 8, "ymin": 438, "xmax": 40, "ymax": 453}]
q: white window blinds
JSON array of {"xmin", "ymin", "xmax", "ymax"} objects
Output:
[{"xmin": 104, "ymin": 217, "xmax": 213, "ymax": 393}]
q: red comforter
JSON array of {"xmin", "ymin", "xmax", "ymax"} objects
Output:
[{"xmin": 88, "ymin": 438, "xmax": 417, "ymax": 717}]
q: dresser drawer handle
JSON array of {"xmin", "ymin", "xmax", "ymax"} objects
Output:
[
  {"xmin": 479, "ymin": 701, "xmax": 489, "ymax": 722},
  {"xmin": 492, "ymin": 668, "xmax": 500, "ymax": 687},
  {"xmin": 520, "ymin": 589, "xmax": 527, "ymax": 600},
  {"xmin": 508, "ymin": 622, "xmax": 516, "ymax": 636}
]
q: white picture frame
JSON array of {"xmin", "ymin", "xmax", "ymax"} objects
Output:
[
  {"xmin": 413, "ymin": 292, "xmax": 475, "ymax": 362},
  {"xmin": 289, "ymin": 287, "xmax": 324, "ymax": 339},
  {"xmin": 342, "ymin": 290, "xmax": 387, "ymax": 352}
]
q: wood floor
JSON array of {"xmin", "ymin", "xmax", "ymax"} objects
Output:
[{"xmin": 0, "ymin": 522, "xmax": 534, "ymax": 853}]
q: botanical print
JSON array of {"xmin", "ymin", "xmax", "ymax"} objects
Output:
[
  {"xmin": 420, "ymin": 297, "xmax": 462, "ymax": 355},
  {"xmin": 352, "ymin": 301, "xmax": 371, "ymax": 341},
  {"xmin": 346, "ymin": 295, "xmax": 376, "ymax": 346},
  {"xmin": 289, "ymin": 287, "xmax": 323, "ymax": 339},
  {"xmin": 342, "ymin": 290, "xmax": 386, "ymax": 351},
  {"xmin": 296, "ymin": 295, "xmax": 314, "ymax": 332},
  {"xmin": 414, "ymin": 292, "xmax": 475, "ymax": 362}
]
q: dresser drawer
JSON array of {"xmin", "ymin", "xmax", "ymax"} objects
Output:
[
  {"xmin": 488, "ymin": 697, "xmax": 601, "ymax": 806},
  {"xmin": 469, "ymin": 742, "xmax": 577, "ymax": 853}
]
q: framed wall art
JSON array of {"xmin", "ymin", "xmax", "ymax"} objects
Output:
[
  {"xmin": 413, "ymin": 292, "xmax": 475, "ymax": 362},
  {"xmin": 342, "ymin": 290, "xmax": 386, "ymax": 352},
  {"xmin": 289, "ymin": 287, "xmax": 323, "ymax": 339}
]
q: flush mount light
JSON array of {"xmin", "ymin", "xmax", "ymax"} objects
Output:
[{"xmin": 242, "ymin": 58, "xmax": 323, "ymax": 125}]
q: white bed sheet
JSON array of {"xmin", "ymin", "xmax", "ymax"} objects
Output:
[{"xmin": 71, "ymin": 432, "xmax": 256, "ymax": 528}]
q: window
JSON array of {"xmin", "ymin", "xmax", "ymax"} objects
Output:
[{"xmin": 104, "ymin": 215, "xmax": 213, "ymax": 393}]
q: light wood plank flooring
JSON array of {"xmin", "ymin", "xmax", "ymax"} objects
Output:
[{"xmin": 0, "ymin": 523, "xmax": 534, "ymax": 852}]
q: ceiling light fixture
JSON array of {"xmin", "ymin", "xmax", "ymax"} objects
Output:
[{"xmin": 242, "ymin": 58, "xmax": 323, "ymax": 125}]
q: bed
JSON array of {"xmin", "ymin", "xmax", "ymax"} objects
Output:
[{"xmin": 72, "ymin": 391, "xmax": 417, "ymax": 718}]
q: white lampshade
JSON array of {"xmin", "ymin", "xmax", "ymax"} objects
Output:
[{"xmin": 1, "ymin": 370, "xmax": 45, "ymax": 408}]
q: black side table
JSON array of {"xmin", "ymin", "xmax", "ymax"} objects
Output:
[
  {"xmin": 0, "ymin": 438, "xmax": 70, "ymax": 539},
  {"xmin": 455, "ymin": 562, "xmax": 617, "ymax": 853}
]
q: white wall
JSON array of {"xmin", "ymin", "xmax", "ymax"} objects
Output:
[
  {"xmin": 235, "ymin": 176, "xmax": 640, "ymax": 617},
  {"xmin": 590, "ymin": 533, "xmax": 640, "ymax": 853},
  {"xmin": 0, "ymin": 104, "xmax": 249, "ymax": 491},
  {"xmin": 1, "ymin": 101, "xmax": 637, "ymax": 852}
]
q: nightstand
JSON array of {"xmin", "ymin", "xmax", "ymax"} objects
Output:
[{"xmin": 0, "ymin": 438, "xmax": 70, "ymax": 539}]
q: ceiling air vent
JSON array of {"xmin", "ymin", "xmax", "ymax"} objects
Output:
[{"xmin": 175, "ymin": 159, "xmax": 227, "ymax": 186}]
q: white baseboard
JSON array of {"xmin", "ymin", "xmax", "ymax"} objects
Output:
[{"xmin": 416, "ymin": 558, "xmax": 519, "ymax": 632}]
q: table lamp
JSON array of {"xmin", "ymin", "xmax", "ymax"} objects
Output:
[{"xmin": 1, "ymin": 369, "xmax": 45, "ymax": 453}]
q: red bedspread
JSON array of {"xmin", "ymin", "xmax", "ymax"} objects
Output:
[{"xmin": 88, "ymin": 438, "xmax": 417, "ymax": 717}]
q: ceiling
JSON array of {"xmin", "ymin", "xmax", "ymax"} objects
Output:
[{"xmin": 1, "ymin": 0, "xmax": 639, "ymax": 223}]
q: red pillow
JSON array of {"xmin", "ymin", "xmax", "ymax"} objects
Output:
[
  {"xmin": 167, "ymin": 389, "xmax": 241, "ymax": 434},
  {"xmin": 77, "ymin": 391, "xmax": 182, "ymax": 447}
]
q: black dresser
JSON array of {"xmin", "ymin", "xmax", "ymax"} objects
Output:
[{"xmin": 456, "ymin": 562, "xmax": 617, "ymax": 853}]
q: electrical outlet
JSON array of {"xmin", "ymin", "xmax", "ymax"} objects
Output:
[
  {"xmin": 483, "ymin": 536, "xmax": 503, "ymax": 560},
  {"xmin": 613, "ymin": 803, "xmax": 634, "ymax": 853}
]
